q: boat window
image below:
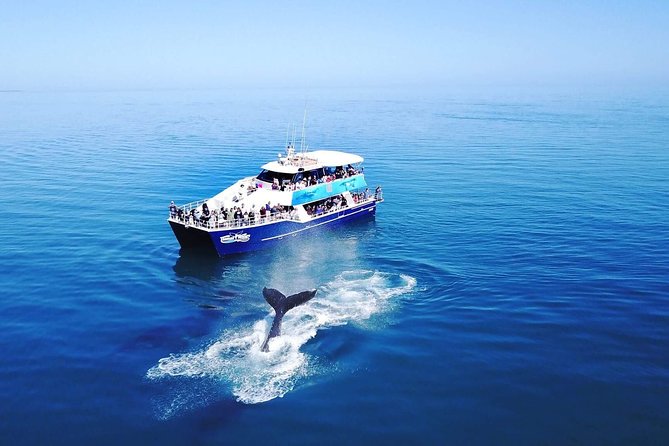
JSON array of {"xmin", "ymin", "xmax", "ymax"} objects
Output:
[
  {"xmin": 257, "ymin": 169, "xmax": 273, "ymax": 183},
  {"xmin": 293, "ymin": 172, "xmax": 304, "ymax": 183},
  {"xmin": 257, "ymin": 170, "xmax": 293, "ymax": 184}
]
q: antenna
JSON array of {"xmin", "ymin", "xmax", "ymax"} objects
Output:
[{"xmin": 300, "ymin": 106, "xmax": 307, "ymax": 154}]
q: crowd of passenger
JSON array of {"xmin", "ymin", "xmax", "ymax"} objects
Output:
[
  {"xmin": 302, "ymin": 188, "xmax": 376, "ymax": 218},
  {"xmin": 270, "ymin": 164, "xmax": 361, "ymax": 191},
  {"xmin": 168, "ymin": 185, "xmax": 382, "ymax": 228},
  {"xmin": 169, "ymin": 200, "xmax": 297, "ymax": 229}
]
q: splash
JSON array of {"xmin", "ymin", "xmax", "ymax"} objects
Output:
[{"xmin": 147, "ymin": 270, "xmax": 416, "ymax": 407}]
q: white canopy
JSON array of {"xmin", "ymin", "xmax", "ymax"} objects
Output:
[
  {"xmin": 261, "ymin": 150, "xmax": 364, "ymax": 173},
  {"xmin": 310, "ymin": 150, "xmax": 364, "ymax": 166}
]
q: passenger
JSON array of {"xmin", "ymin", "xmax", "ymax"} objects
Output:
[
  {"xmin": 201, "ymin": 204, "xmax": 211, "ymax": 225},
  {"xmin": 169, "ymin": 201, "xmax": 177, "ymax": 217}
]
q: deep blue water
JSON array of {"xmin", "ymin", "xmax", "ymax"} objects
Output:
[{"xmin": 1, "ymin": 88, "xmax": 668, "ymax": 444}]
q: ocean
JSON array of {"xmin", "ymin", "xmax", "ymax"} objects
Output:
[{"xmin": 1, "ymin": 87, "xmax": 668, "ymax": 444}]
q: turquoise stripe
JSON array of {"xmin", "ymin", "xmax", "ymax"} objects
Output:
[{"xmin": 291, "ymin": 176, "xmax": 368, "ymax": 205}]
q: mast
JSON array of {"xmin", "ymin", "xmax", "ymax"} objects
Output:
[
  {"xmin": 285, "ymin": 125, "xmax": 290, "ymax": 150},
  {"xmin": 300, "ymin": 107, "xmax": 307, "ymax": 154}
]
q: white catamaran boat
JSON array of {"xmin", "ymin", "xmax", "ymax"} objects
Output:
[{"xmin": 168, "ymin": 135, "xmax": 382, "ymax": 257}]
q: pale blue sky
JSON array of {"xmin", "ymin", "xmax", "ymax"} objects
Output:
[{"xmin": 1, "ymin": 0, "xmax": 667, "ymax": 90}]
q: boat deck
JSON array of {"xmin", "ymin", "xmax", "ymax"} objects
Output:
[{"xmin": 168, "ymin": 195, "xmax": 380, "ymax": 232}]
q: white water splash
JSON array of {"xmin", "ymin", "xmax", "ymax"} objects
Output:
[{"xmin": 147, "ymin": 270, "xmax": 416, "ymax": 406}]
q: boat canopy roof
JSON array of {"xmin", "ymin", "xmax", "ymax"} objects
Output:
[{"xmin": 261, "ymin": 150, "xmax": 364, "ymax": 174}]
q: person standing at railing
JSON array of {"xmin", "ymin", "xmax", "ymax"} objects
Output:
[
  {"xmin": 169, "ymin": 201, "xmax": 177, "ymax": 218},
  {"xmin": 201, "ymin": 203, "xmax": 210, "ymax": 226}
]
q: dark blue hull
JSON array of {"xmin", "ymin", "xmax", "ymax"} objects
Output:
[{"xmin": 169, "ymin": 201, "xmax": 377, "ymax": 257}]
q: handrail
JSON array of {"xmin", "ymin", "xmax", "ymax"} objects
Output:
[
  {"xmin": 168, "ymin": 195, "xmax": 380, "ymax": 231},
  {"xmin": 176, "ymin": 199, "xmax": 210, "ymax": 214},
  {"xmin": 169, "ymin": 210, "xmax": 301, "ymax": 231},
  {"xmin": 303, "ymin": 198, "xmax": 373, "ymax": 220}
]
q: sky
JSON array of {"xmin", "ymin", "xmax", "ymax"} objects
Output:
[{"xmin": 1, "ymin": 0, "xmax": 668, "ymax": 90}]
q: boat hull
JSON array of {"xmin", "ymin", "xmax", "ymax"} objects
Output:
[{"xmin": 169, "ymin": 201, "xmax": 377, "ymax": 256}]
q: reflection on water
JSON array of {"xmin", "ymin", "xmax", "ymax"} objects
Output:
[{"xmin": 172, "ymin": 217, "xmax": 379, "ymax": 294}]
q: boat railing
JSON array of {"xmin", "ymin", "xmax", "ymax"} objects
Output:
[
  {"xmin": 169, "ymin": 190, "xmax": 382, "ymax": 231},
  {"xmin": 303, "ymin": 194, "xmax": 378, "ymax": 219},
  {"xmin": 176, "ymin": 199, "xmax": 209, "ymax": 215},
  {"xmin": 169, "ymin": 209, "xmax": 301, "ymax": 231}
]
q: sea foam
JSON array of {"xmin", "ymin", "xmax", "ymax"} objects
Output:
[{"xmin": 147, "ymin": 270, "xmax": 416, "ymax": 407}]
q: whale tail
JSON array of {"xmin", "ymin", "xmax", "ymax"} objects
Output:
[
  {"xmin": 263, "ymin": 287, "xmax": 317, "ymax": 313},
  {"xmin": 261, "ymin": 287, "xmax": 317, "ymax": 352}
]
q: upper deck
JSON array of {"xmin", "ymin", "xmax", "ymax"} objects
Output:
[{"xmin": 260, "ymin": 149, "xmax": 364, "ymax": 174}]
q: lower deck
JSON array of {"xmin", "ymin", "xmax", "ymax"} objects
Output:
[{"xmin": 169, "ymin": 199, "xmax": 378, "ymax": 256}]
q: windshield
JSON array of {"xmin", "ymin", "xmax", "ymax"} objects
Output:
[{"xmin": 257, "ymin": 170, "xmax": 294, "ymax": 184}]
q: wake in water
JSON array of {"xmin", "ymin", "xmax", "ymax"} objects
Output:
[{"xmin": 147, "ymin": 270, "xmax": 416, "ymax": 408}]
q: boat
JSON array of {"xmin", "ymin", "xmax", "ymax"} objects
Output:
[{"xmin": 167, "ymin": 140, "xmax": 383, "ymax": 257}]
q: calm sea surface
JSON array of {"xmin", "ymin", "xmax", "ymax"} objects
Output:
[{"xmin": 1, "ymin": 88, "xmax": 668, "ymax": 444}]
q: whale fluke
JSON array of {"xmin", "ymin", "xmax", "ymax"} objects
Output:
[{"xmin": 261, "ymin": 287, "xmax": 317, "ymax": 352}]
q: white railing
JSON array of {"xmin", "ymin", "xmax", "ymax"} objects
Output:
[
  {"xmin": 177, "ymin": 199, "xmax": 209, "ymax": 214},
  {"xmin": 168, "ymin": 189, "xmax": 382, "ymax": 231},
  {"xmin": 303, "ymin": 195, "xmax": 377, "ymax": 219},
  {"xmin": 169, "ymin": 209, "xmax": 301, "ymax": 230}
]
